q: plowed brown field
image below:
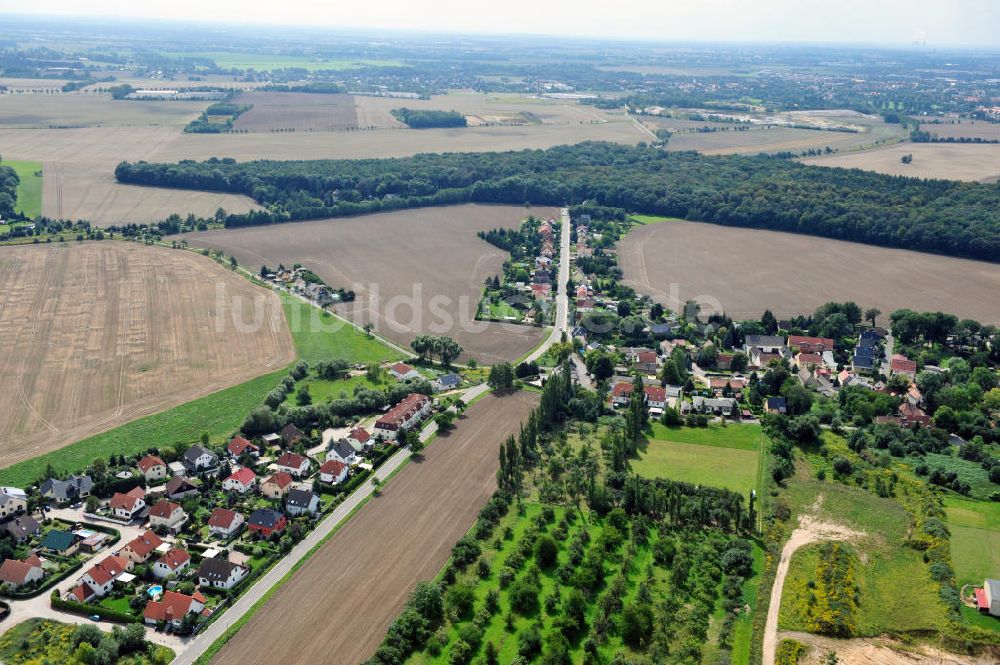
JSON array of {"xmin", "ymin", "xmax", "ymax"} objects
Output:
[
  {"xmin": 0, "ymin": 243, "xmax": 294, "ymax": 466},
  {"xmin": 181, "ymin": 204, "xmax": 552, "ymax": 364},
  {"xmin": 617, "ymin": 221, "xmax": 1000, "ymax": 325},
  {"xmin": 211, "ymin": 390, "xmax": 538, "ymax": 665}
]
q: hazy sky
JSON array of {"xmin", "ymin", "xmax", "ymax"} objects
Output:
[{"xmin": 9, "ymin": 0, "xmax": 1000, "ymax": 46}]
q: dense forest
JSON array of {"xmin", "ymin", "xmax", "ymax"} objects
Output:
[
  {"xmin": 115, "ymin": 142, "xmax": 1000, "ymax": 261},
  {"xmin": 391, "ymin": 108, "xmax": 467, "ymax": 128}
]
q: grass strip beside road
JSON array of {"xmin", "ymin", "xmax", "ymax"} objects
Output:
[{"xmin": 0, "ymin": 368, "xmax": 288, "ymax": 487}]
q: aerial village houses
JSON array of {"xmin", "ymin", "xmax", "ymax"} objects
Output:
[
  {"xmin": 346, "ymin": 427, "xmax": 373, "ymax": 452},
  {"xmin": 275, "ymin": 451, "xmax": 311, "ymax": 478},
  {"xmin": 122, "ymin": 530, "xmax": 165, "ymax": 564},
  {"xmin": 327, "ymin": 439, "xmax": 359, "ymax": 465},
  {"xmin": 144, "ymin": 590, "xmax": 206, "ymax": 628},
  {"xmin": 182, "ymin": 444, "xmax": 218, "ymax": 473},
  {"xmin": 4, "ymin": 515, "xmax": 40, "ymax": 543},
  {"xmin": 109, "ymin": 486, "xmax": 146, "ymax": 520},
  {"xmin": 227, "ymin": 435, "xmax": 260, "ymax": 459},
  {"xmin": 0, "ymin": 554, "xmax": 44, "ymax": 588},
  {"xmin": 222, "ymin": 467, "xmax": 258, "ymax": 494},
  {"xmin": 281, "ymin": 423, "xmax": 305, "ymax": 447},
  {"xmin": 286, "ymin": 489, "xmax": 321, "ymax": 516},
  {"xmin": 207, "ymin": 508, "xmax": 245, "ymax": 539},
  {"xmin": 138, "ymin": 455, "xmax": 168, "ymax": 481},
  {"xmin": 248, "ymin": 508, "xmax": 287, "ymax": 538},
  {"xmin": 261, "ymin": 472, "xmax": 295, "ymax": 499},
  {"xmin": 77, "ymin": 554, "xmax": 132, "ymax": 600},
  {"xmin": 788, "ymin": 335, "xmax": 835, "ymax": 353},
  {"xmin": 148, "ymin": 500, "xmax": 186, "ymax": 531},
  {"xmin": 196, "ymin": 558, "xmax": 249, "ymax": 590},
  {"xmin": 374, "ymin": 392, "xmax": 432, "ymax": 440},
  {"xmin": 890, "ymin": 354, "xmax": 918, "ymax": 380},
  {"xmin": 39, "ymin": 475, "xmax": 93, "ymax": 504},
  {"xmin": 388, "ymin": 362, "xmax": 421, "ymax": 382},
  {"xmin": 153, "ymin": 548, "xmax": 191, "ymax": 580},
  {"xmin": 165, "ymin": 476, "xmax": 200, "ymax": 500},
  {"xmin": 319, "ymin": 459, "xmax": 349, "ymax": 485},
  {"xmin": 0, "ymin": 487, "xmax": 28, "ymax": 519}
]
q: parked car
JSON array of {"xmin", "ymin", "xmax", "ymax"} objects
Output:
[{"xmin": 89, "ymin": 615, "xmax": 101, "ymax": 622}]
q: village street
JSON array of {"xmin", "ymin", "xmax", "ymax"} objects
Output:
[{"xmin": 524, "ymin": 207, "xmax": 571, "ymax": 363}]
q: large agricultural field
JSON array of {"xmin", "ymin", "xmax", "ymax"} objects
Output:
[
  {"xmin": 181, "ymin": 204, "xmax": 552, "ymax": 364},
  {"xmin": 210, "ymin": 390, "xmax": 539, "ymax": 665},
  {"xmin": 0, "ymin": 242, "xmax": 294, "ymax": 470},
  {"xmin": 0, "ymin": 93, "xmax": 644, "ymax": 224},
  {"xmin": 617, "ymin": 220, "xmax": 1000, "ymax": 325},
  {"xmin": 912, "ymin": 119, "xmax": 1000, "ymax": 141},
  {"xmin": 802, "ymin": 142, "xmax": 1000, "ymax": 183},
  {"xmin": 230, "ymin": 91, "xmax": 358, "ymax": 131}
]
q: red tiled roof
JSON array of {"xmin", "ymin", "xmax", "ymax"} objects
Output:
[
  {"xmin": 796, "ymin": 353, "xmax": 824, "ymax": 366},
  {"xmin": 0, "ymin": 558, "xmax": 40, "ymax": 585},
  {"xmin": 149, "ymin": 500, "xmax": 181, "ymax": 519},
  {"xmin": 390, "ymin": 362, "xmax": 415, "ymax": 375},
  {"xmin": 86, "ymin": 555, "xmax": 127, "ymax": 586},
  {"xmin": 636, "ymin": 351, "xmax": 659, "ymax": 364},
  {"xmin": 644, "ymin": 386, "xmax": 666, "ymax": 401},
  {"xmin": 156, "ymin": 548, "xmax": 190, "ymax": 571},
  {"xmin": 225, "ymin": 467, "xmax": 257, "ymax": 486},
  {"xmin": 891, "ymin": 355, "xmax": 917, "ymax": 373},
  {"xmin": 207, "ymin": 508, "xmax": 241, "ymax": 529},
  {"xmin": 611, "ymin": 382, "xmax": 633, "ymax": 398},
  {"xmin": 976, "ymin": 587, "xmax": 989, "ymax": 610},
  {"xmin": 110, "ymin": 491, "xmax": 143, "ymax": 512},
  {"xmin": 70, "ymin": 583, "xmax": 92, "ymax": 602},
  {"xmin": 349, "ymin": 428, "xmax": 371, "ymax": 443},
  {"xmin": 227, "ymin": 436, "xmax": 259, "ymax": 456},
  {"xmin": 144, "ymin": 590, "xmax": 199, "ymax": 623},
  {"xmin": 320, "ymin": 459, "xmax": 348, "ymax": 476},
  {"xmin": 137, "ymin": 455, "xmax": 166, "ymax": 473},
  {"xmin": 376, "ymin": 393, "xmax": 431, "ymax": 430},
  {"xmin": 276, "ymin": 452, "xmax": 307, "ymax": 469},
  {"xmin": 126, "ymin": 530, "xmax": 164, "ymax": 558},
  {"xmin": 264, "ymin": 471, "xmax": 294, "ymax": 490},
  {"xmin": 788, "ymin": 336, "xmax": 835, "ymax": 351}
]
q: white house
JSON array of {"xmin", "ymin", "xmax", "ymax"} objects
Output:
[
  {"xmin": 182, "ymin": 444, "xmax": 218, "ymax": 473},
  {"xmin": 325, "ymin": 440, "xmax": 358, "ymax": 465},
  {"xmin": 109, "ymin": 487, "xmax": 146, "ymax": 520},
  {"xmin": 373, "ymin": 393, "xmax": 432, "ymax": 440},
  {"xmin": 207, "ymin": 508, "xmax": 245, "ymax": 539},
  {"xmin": 222, "ymin": 467, "xmax": 257, "ymax": 494},
  {"xmin": 153, "ymin": 548, "xmax": 191, "ymax": 580},
  {"xmin": 196, "ymin": 558, "xmax": 248, "ymax": 590},
  {"xmin": 285, "ymin": 489, "xmax": 321, "ymax": 516},
  {"xmin": 388, "ymin": 362, "xmax": 421, "ymax": 382},
  {"xmin": 137, "ymin": 455, "xmax": 168, "ymax": 482},
  {"xmin": 0, "ymin": 487, "xmax": 28, "ymax": 519},
  {"xmin": 148, "ymin": 500, "xmax": 186, "ymax": 530},
  {"xmin": 275, "ymin": 452, "xmax": 311, "ymax": 478},
  {"xmin": 319, "ymin": 460, "xmax": 349, "ymax": 485},
  {"xmin": 0, "ymin": 554, "xmax": 44, "ymax": 588}
]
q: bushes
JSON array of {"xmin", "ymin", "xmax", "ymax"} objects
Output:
[
  {"xmin": 451, "ymin": 536, "xmax": 481, "ymax": 570},
  {"xmin": 775, "ymin": 638, "xmax": 805, "ymax": 665}
]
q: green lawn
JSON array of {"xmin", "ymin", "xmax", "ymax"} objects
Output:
[
  {"xmin": 944, "ymin": 496, "xmax": 1000, "ymax": 587},
  {"xmin": 281, "ymin": 294, "xmax": 402, "ymax": 365},
  {"xmin": 0, "ymin": 368, "xmax": 287, "ymax": 487},
  {"xmin": 630, "ymin": 214, "xmax": 686, "ymax": 225},
  {"xmin": 647, "ymin": 423, "xmax": 764, "ymax": 451},
  {"xmin": 5, "ymin": 160, "xmax": 43, "ymax": 218},
  {"xmin": 632, "ymin": 438, "xmax": 760, "ymax": 494},
  {"xmin": 284, "ymin": 373, "xmax": 387, "ymax": 406}
]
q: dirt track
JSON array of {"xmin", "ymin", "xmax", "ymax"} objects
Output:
[
  {"xmin": 784, "ymin": 631, "xmax": 1000, "ymax": 665},
  {"xmin": 763, "ymin": 511, "xmax": 864, "ymax": 665},
  {"xmin": 181, "ymin": 204, "xmax": 551, "ymax": 364},
  {"xmin": 210, "ymin": 390, "xmax": 538, "ymax": 665},
  {"xmin": 0, "ymin": 243, "xmax": 294, "ymax": 467}
]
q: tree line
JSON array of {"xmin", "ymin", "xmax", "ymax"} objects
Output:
[{"xmin": 114, "ymin": 142, "xmax": 1000, "ymax": 261}]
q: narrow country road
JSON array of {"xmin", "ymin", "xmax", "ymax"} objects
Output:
[{"xmin": 524, "ymin": 207, "xmax": 571, "ymax": 364}]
